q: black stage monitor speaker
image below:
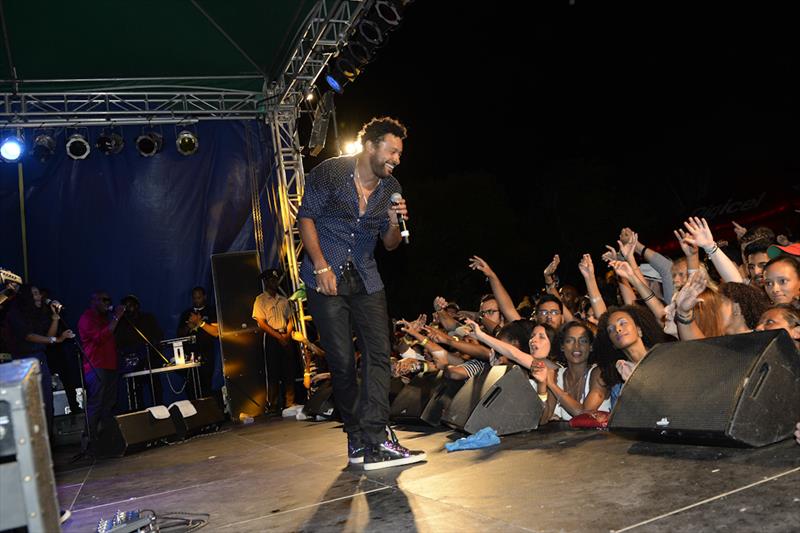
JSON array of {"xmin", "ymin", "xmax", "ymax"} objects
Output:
[
  {"xmin": 609, "ymin": 330, "xmax": 800, "ymax": 447},
  {"xmin": 99, "ymin": 407, "xmax": 177, "ymax": 456},
  {"xmin": 169, "ymin": 398, "xmax": 225, "ymax": 440},
  {"xmin": 441, "ymin": 365, "xmax": 542, "ymax": 435},
  {"xmin": 0, "ymin": 359, "xmax": 60, "ymax": 532},
  {"xmin": 391, "ymin": 371, "xmax": 464, "ymax": 426}
]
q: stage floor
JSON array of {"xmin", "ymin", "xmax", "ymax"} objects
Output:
[{"xmin": 53, "ymin": 418, "xmax": 799, "ymax": 532}]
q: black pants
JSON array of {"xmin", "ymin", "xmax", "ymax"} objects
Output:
[
  {"xmin": 84, "ymin": 368, "xmax": 118, "ymax": 449},
  {"xmin": 264, "ymin": 333, "xmax": 297, "ymax": 411},
  {"xmin": 307, "ymin": 269, "xmax": 391, "ymax": 445}
]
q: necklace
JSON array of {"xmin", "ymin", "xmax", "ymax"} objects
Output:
[
  {"xmin": 354, "ymin": 166, "xmax": 376, "ymax": 212},
  {"xmin": 564, "ymin": 366, "xmax": 589, "ymax": 402}
]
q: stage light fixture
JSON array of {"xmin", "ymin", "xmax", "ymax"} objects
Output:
[
  {"xmin": 96, "ymin": 131, "xmax": 125, "ymax": 155},
  {"xmin": 0, "ymin": 135, "xmax": 24, "ymax": 162},
  {"xmin": 136, "ymin": 132, "xmax": 163, "ymax": 157},
  {"xmin": 176, "ymin": 130, "xmax": 199, "ymax": 156},
  {"xmin": 346, "ymin": 40, "xmax": 372, "ymax": 66},
  {"xmin": 373, "ymin": 1, "xmax": 403, "ymax": 31},
  {"xmin": 309, "ymin": 91, "xmax": 335, "ymax": 157},
  {"xmin": 356, "ymin": 18, "xmax": 384, "ymax": 47},
  {"xmin": 66, "ymin": 134, "xmax": 91, "ymax": 160},
  {"xmin": 324, "ymin": 64, "xmax": 346, "ymax": 94},
  {"xmin": 33, "ymin": 134, "xmax": 56, "ymax": 162}
]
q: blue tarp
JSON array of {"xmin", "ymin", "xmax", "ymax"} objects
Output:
[{"xmin": 0, "ymin": 120, "xmax": 278, "ymax": 336}]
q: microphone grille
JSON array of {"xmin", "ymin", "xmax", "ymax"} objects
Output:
[{"xmin": 390, "ymin": 192, "xmax": 403, "ymax": 203}]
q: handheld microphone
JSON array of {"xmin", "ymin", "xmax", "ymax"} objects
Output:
[
  {"xmin": 44, "ymin": 298, "xmax": 64, "ymax": 312},
  {"xmin": 389, "ymin": 192, "xmax": 410, "ymax": 244}
]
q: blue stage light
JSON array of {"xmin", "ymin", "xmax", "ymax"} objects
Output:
[
  {"xmin": 0, "ymin": 136, "xmax": 24, "ymax": 162},
  {"xmin": 325, "ymin": 70, "xmax": 343, "ymax": 94}
]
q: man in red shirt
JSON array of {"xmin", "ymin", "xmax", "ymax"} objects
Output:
[{"xmin": 77, "ymin": 291, "xmax": 125, "ymax": 453}]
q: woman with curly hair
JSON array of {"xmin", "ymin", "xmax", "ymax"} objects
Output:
[{"xmin": 594, "ymin": 305, "xmax": 670, "ymax": 408}]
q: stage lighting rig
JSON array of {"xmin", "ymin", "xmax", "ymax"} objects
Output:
[
  {"xmin": 96, "ymin": 131, "xmax": 125, "ymax": 155},
  {"xmin": 0, "ymin": 135, "xmax": 24, "ymax": 162},
  {"xmin": 66, "ymin": 133, "xmax": 91, "ymax": 160},
  {"xmin": 176, "ymin": 130, "xmax": 199, "ymax": 156},
  {"xmin": 136, "ymin": 131, "xmax": 163, "ymax": 157},
  {"xmin": 32, "ymin": 134, "xmax": 56, "ymax": 162}
]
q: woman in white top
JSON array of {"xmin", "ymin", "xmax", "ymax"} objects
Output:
[{"xmin": 547, "ymin": 321, "xmax": 611, "ymax": 420}]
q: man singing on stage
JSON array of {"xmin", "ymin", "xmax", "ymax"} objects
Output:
[{"xmin": 298, "ymin": 116, "xmax": 426, "ymax": 470}]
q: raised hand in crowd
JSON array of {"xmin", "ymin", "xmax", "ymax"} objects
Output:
[
  {"xmin": 469, "ymin": 255, "xmax": 522, "ymax": 323},
  {"xmin": 732, "ymin": 220, "xmax": 747, "ymax": 242},
  {"xmin": 682, "ymin": 217, "xmax": 743, "ymax": 283},
  {"xmin": 610, "ymin": 260, "xmax": 666, "ymax": 320},
  {"xmin": 468, "ymin": 255, "xmax": 495, "ymax": 278},
  {"xmin": 432, "ymin": 296, "xmax": 448, "ymax": 312},
  {"xmin": 578, "ymin": 253, "xmax": 607, "ymax": 318},
  {"xmin": 674, "ymin": 228, "xmax": 699, "ymax": 260},
  {"xmin": 602, "ymin": 244, "xmax": 624, "ymax": 264},
  {"xmin": 609, "ymin": 260, "xmax": 636, "ymax": 284},
  {"xmin": 543, "ymin": 254, "xmax": 560, "ymax": 281},
  {"xmin": 618, "ymin": 230, "xmax": 638, "ymax": 263},
  {"xmin": 673, "ymin": 269, "xmax": 709, "ymax": 340}
]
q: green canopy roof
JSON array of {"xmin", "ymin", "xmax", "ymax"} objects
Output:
[{"xmin": 0, "ymin": 0, "xmax": 321, "ymax": 93}]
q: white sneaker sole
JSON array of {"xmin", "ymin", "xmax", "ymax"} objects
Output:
[
  {"xmin": 348, "ymin": 456, "xmax": 365, "ymax": 464},
  {"xmin": 362, "ymin": 452, "xmax": 427, "ymax": 471}
]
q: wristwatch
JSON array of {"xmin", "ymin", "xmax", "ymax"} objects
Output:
[{"xmin": 49, "ymin": 336, "xmax": 57, "ymax": 344}]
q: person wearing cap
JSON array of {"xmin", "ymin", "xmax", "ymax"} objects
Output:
[
  {"xmin": 252, "ymin": 269, "xmax": 298, "ymax": 414},
  {"xmin": 297, "ymin": 116, "xmax": 426, "ymax": 470}
]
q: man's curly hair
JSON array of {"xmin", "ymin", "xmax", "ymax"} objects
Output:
[{"xmin": 357, "ymin": 116, "xmax": 407, "ymax": 147}]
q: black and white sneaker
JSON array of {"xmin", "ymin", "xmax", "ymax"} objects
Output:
[
  {"xmin": 363, "ymin": 439, "xmax": 427, "ymax": 471},
  {"xmin": 348, "ymin": 433, "xmax": 367, "ymax": 464}
]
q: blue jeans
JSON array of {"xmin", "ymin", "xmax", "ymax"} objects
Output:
[{"xmin": 307, "ymin": 268, "xmax": 391, "ymax": 445}]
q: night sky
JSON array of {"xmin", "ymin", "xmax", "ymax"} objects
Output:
[{"xmin": 303, "ymin": 2, "xmax": 799, "ymax": 318}]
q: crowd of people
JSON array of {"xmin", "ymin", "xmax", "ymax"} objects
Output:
[{"xmin": 388, "ymin": 219, "xmax": 800, "ymax": 444}]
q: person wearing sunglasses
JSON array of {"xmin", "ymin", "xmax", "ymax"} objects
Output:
[{"xmin": 77, "ymin": 291, "xmax": 126, "ymax": 455}]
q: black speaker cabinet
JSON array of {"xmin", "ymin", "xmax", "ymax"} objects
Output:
[
  {"xmin": 99, "ymin": 407, "xmax": 177, "ymax": 456},
  {"xmin": 211, "ymin": 251, "xmax": 269, "ymax": 421},
  {"xmin": 609, "ymin": 330, "xmax": 800, "ymax": 447},
  {"xmin": 0, "ymin": 359, "xmax": 61, "ymax": 532},
  {"xmin": 391, "ymin": 371, "xmax": 464, "ymax": 426},
  {"xmin": 441, "ymin": 365, "xmax": 542, "ymax": 435},
  {"xmin": 169, "ymin": 398, "xmax": 225, "ymax": 440}
]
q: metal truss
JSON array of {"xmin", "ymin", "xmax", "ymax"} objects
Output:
[
  {"xmin": 267, "ymin": 106, "xmax": 309, "ymax": 342},
  {"xmin": 269, "ymin": 0, "xmax": 369, "ymax": 107},
  {"xmin": 0, "ymin": 83, "xmax": 265, "ymax": 127}
]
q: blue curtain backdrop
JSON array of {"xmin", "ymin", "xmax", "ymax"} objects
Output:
[{"xmin": 0, "ymin": 120, "xmax": 278, "ymax": 337}]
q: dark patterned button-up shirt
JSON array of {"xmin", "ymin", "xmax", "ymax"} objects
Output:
[{"xmin": 297, "ymin": 155, "xmax": 401, "ymax": 294}]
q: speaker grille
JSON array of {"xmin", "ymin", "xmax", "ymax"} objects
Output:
[{"xmin": 610, "ymin": 333, "xmax": 769, "ymax": 432}]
